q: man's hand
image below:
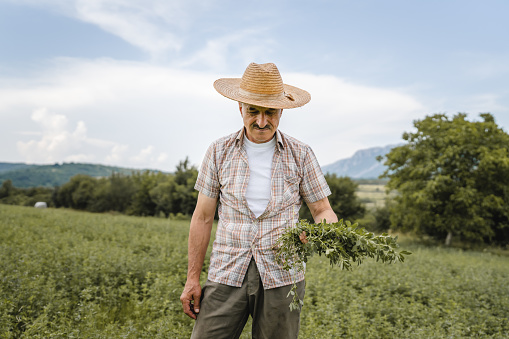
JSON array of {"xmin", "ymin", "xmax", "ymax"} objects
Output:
[
  {"xmin": 300, "ymin": 197, "xmax": 338, "ymax": 245},
  {"xmin": 299, "ymin": 231, "xmax": 308, "ymax": 244},
  {"xmin": 180, "ymin": 280, "xmax": 202, "ymax": 319}
]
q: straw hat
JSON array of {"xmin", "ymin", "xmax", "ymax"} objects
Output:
[{"xmin": 213, "ymin": 62, "xmax": 311, "ymax": 109}]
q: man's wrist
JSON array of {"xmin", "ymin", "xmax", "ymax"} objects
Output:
[{"xmin": 186, "ymin": 275, "xmax": 201, "ymax": 285}]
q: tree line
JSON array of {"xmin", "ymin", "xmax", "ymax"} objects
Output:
[
  {"xmin": 0, "ymin": 158, "xmax": 367, "ymax": 223},
  {"xmin": 0, "ymin": 158, "xmax": 198, "ymax": 218}
]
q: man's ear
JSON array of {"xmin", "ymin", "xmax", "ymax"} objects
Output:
[{"xmin": 238, "ymin": 102, "xmax": 243, "ymax": 116}]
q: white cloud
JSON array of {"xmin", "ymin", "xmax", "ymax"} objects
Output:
[
  {"xmin": 157, "ymin": 152, "xmax": 168, "ymax": 163},
  {"xmin": 17, "ymin": 108, "xmax": 92, "ymax": 163},
  {"xmin": 2, "ymin": 58, "xmax": 431, "ymax": 170},
  {"xmin": 0, "ymin": 58, "xmax": 231, "ymax": 170},
  {"xmin": 0, "ymin": 57, "xmax": 215, "ymax": 112},
  {"xmin": 13, "ymin": 105, "xmax": 172, "ymax": 169},
  {"xmin": 7, "ymin": 58, "xmax": 506, "ymax": 170},
  {"xmin": 4, "ymin": 0, "xmax": 214, "ymax": 58},
  {"xmin": 0, "ymin": 0, "xmax": 280, "ymax": 71},
  {"xmin": 178, "ymin": 30, "xmax": 277, "ymax": 71},
  {"xmin": 31, "ymin": 107, "xmax": 68, "ymax": 133},
  {"xmin": 15, "ymin": 108, "xmax": 115, "ymax": 166},
  {"xmin": 130, "ymin": 145, "xmax": 153, "ymax": 163},
  {"xmin": 129, "ymin": 145, "xmax": 170, "ymax": 168},
  {"xmin": 105, "ymin": 144, "xmax": 129, "ymax": 163},
  {"xmin": 73, "ymin": 0, "xmax": 183, "ymax": 57}
]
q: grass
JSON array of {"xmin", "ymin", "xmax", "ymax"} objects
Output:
[{"xmin": 1, "ymin": 204, "xmax": 508, "ymax": 338}]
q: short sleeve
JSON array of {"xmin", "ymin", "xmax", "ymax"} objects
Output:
[
  {"xmin": 194, "ymin": 142, "xmax": 220, "ymax": 199},
  {"xmin": 300, "ymin": 146, "xmax": 331, "ymax": 203}
]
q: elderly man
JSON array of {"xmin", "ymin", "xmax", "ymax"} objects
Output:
[{"xmin": 180, "ymin": 62, "xmax": 338, "ymax": 338}]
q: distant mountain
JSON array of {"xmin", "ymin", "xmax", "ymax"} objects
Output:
[
  {"xmin": 0, "ymin": 162, "xmax": 163, "ymax": 188},
  {"xmin": 322, "ymin": 145, "xmax": 399, "ymax": 179},
  {"xmin": 0, "ymin": 162, "xmax": 32, "ymax": 174}
]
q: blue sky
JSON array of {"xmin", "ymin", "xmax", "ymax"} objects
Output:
[{"xmin": 1, "ymin": 0, "xmax": 508, "ymax": 171}]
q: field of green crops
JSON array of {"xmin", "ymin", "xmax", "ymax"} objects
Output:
[
  {"xmin": 1, "ymin": 204, "xmax": 508, "ymax": 338},
  {"xmin": 356, "ymin": 184, "xmax": 388, "ymax": 209}
]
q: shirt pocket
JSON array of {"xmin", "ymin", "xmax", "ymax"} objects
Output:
[{"xmin": 283, "ymin": 175, "xmax": 300, "ymax": 205}]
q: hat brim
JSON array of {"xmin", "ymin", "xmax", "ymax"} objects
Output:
[{"xmin": 213, "ymin": 78, "xmax": 311, "ymax": 109}]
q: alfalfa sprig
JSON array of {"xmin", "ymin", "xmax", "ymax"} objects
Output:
[{"xmin": 273, "ymin": 219, "xmax": 411, "ymax": 311}]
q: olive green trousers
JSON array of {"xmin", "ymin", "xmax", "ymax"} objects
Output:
[{"xmin": 190, "ymin": 259, "xmax": 305, "ymax": 339}]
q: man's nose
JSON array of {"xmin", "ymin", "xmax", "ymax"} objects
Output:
[{"xmin": 257, "ymin": 113, "xmax": 268, "ymax": 128}]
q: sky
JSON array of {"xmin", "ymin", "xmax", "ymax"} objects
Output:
[{"xmin": 1, "ymin": 0, "xmax": 508, "ymax": 172}]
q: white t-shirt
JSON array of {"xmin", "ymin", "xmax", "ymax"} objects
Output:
[{"xmin": 244, "ymin": 135, "xmax": 276, "ymax": 218}]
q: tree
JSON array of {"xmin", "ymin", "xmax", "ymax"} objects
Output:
[
  {"xmin": 55, "ymin": 174, "xmax": 97, "ymax": 210},
  {"xmin": 0, "ymin": 180, "xmax": 13, "ymax": 199},
  {"xmin": 380, "ymin": 113, "xmax": 509, "ymax": 245},
  {"xmin": 149, "ymin": 158, "xmax": 199, "ymax": 217},
  {"xmin": 127, "ymin": 171, "xmax": 160, "ymax": 216},
  {"xmin": 149, "ymin": 176, "xmax": 176, "ymax": 218},
  {"xmin": 370, "ymin": 199, "xmax": 393, "ymax": 233},
  {"xmin": 71, "ymin": 177, "xmax": 98, "ymax": 210},
  {"xmin": 300, "ymin": 174, "xmax": 365, "ymax": 222},
  {"xmin": 90, "ymin": 174, "xmax": 136, "ymax": 213},
  {"xmin": 172, "ymin": 158, "xmax": 198, "ymax": 215}
]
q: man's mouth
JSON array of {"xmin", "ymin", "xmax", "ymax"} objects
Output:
[{"xmin": 253, "ymin": 125, "xmax": 271, "ymax": 131}]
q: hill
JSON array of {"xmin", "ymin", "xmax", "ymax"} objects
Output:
[
  {"xmin": 322, "ymin": 144, "xmax": 398, "ymax": 179},
  {"xmin": 0, "ymin": 162, "xmax": 31, "ymax": 174},
  {"xmin": 0, "ymin": 162, "xmax": 162, "ymax": 188}
]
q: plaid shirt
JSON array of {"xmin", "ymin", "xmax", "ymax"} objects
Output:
[{"xmin": 195, "ymin": 128, "xmax": 331, "ymax": 289}]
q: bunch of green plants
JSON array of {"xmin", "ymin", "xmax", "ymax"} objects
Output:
[{"xmin": 274, "ymin": 219, "xmax": 411, "ymax": 310}]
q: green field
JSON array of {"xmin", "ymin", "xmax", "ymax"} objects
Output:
[
  {"xmin": 1, "ymin": 205, "xmax": 508, "ymax": 338},
  {"xmin": 355, "ymin": 184, "xmax": 387, "ymax": 209},
  {"xmin": 355, "ymin": 183, "xmax": 397, "ymax": 210}
]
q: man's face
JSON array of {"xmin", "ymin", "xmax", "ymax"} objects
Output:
[{"xmin": 239, "ymin": 103, "xmax": 283, "ymax": 144}]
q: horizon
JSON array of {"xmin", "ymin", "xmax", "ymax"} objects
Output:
[{"xmin": 0, "ymin": 142, "xmax": 400, "ymax": 171}]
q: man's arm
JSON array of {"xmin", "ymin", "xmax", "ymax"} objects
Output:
[
  {"xmin": 307, "ymin": 196, "xmax": 338, "ymax": 224},
  {"xmin": 180, "ymin": 192, "xmax": 217, "ymax": 319}
]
